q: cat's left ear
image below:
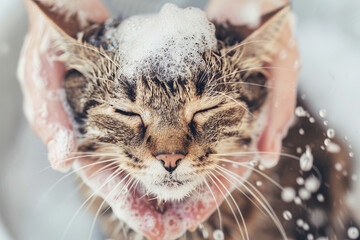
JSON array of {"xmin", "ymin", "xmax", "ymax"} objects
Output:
[
  {"xmin": 29, "ymin": 0, "xmax": 99, "ymax": 41},
  {"xmin": 214, "ymin": 5, "xmax": 291, "ymax": 72}
]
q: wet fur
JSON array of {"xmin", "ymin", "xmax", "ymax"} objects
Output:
[{"xmin": 31, "ymin": 1, "xmax": 358, "ymax": 239}]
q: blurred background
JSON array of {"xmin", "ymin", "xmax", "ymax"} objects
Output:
[{"xmin": 0, "ymin": 0, "xmax": 359, "ymax": 239}]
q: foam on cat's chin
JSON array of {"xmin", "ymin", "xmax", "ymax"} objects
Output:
[{"xmin": 112, "ymin": 3, "xmax": 217, "ymax": 81}]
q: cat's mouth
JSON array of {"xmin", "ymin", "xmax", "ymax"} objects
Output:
[
  {"xmin": 158, "ymin": 179, "xmax": 186, "ymax": 186},
  {"xmin": 74, "ymin": 158, "xmax": 249, "ymax": 240}
]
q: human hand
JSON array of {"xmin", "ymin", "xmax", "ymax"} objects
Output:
[
  {"xmin": 206, "ymin": 0, "xmax": 300, "ymax": 167},
  {"xmin": 18, "ymin": 0, "xmax": 110, "ymax": 172}
]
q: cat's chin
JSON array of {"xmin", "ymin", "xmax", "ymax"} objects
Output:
[
  {"xmin": 75, "ymin": 159, "xmax": 250, "ymax": 240},
  {"xmin": 139, "ymin": 176, "xmax": 204, "ymax": 202}
]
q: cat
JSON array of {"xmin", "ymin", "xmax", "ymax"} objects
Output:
[{"xmin": 29, "ymin": 0, "xmax": 358, "ymax": 239}]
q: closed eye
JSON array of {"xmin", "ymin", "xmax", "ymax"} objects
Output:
[
  {"xmin": 114, "ymin": 108, "xmax": 140, "ymax": 117},
  {"xmin": 193, "ymin": 105, "xmax": 219, "ymax": 116}
]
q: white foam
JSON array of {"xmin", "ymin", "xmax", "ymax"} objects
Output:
[
  {"xmin": 47, "ymin": 124, "xmax": 75, "ymax": 172},
  {"xmin": 113, "ymin": 3, "xmax": 217, "ymax": 81}
]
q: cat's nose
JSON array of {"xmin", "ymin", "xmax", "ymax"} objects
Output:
[{"xmin": 156, "ymin": 153, "xmax": 184, "ymax": 173}]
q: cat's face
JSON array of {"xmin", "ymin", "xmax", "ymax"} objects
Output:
[{"xmin": 76, "ymin": 69, "xmax": 265, "ymax": 200}]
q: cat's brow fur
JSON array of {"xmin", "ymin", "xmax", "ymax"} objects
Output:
[{"xmin": 29, "ymin": 1, "xmax": 359, "ymax": 239}]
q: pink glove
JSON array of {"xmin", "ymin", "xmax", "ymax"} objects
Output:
[
  {"xmin": 207, "ymin": 0, "xmax": 300, "ymax": 167},
  {"xmin": 18, "ymin": 0, "xmax": 110, "ymax": 172}
]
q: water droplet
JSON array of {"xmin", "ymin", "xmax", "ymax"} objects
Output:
[
  {"xmin": 296, "ymin": 177, "xmax": 304, "ymax": 185},
  {"xmin": 213, "ymin": 229, "xmax": 224, "ymax": 240},
  {"xmin": 307, "ymin": 233, "xmax": 314, "ymax": 240},
  {"xmin": 309, "ymin": 117, "xmax": 315, "ymax": 123},
  {"xmin": 305, "ymin": 176, "xmax": 320, "ymax": 193},
  {"xmin": 303, "ymin": 223, "xmax": 310, "ymax": 231},
  {"xmin": 323, "ymin": 120, "xmax": 328, "ymax": 126},
  {"xmin": 296, "ymin": 147, "xmax": 302, "ymax": 154},
  {"xmin": 281, "ymin": 187, "xmax": 296, "ymax": 202},
  {"xmin": 299, "ymin": 188, "xmax": 311, "ymax": 200},
  {"xmin": 250, "ymin": 159, "xmax": 259, "ymax": 167},
  {"xmin": 348, "ymin": 227, "xmax": 359, "ymax": 239},
  {"xmin": 317, "ymin": 194, "xmax": 325, "ymax": 202},
  {"xmin": 310, "ymin": 208, "xmax": 326, "ymax": 227},
  {"xmin": 283, "ymin": 210, "xmax": 292, "ymax": 221},
  {"xmin": 296, "ymin": 218, "xmax": 304, "ymax": 227},
  {"xmin": 320, "ymin": 145, "xmax": 325, "ymax": 150},
  {"xmin": 335, "ymin": 163, "xmax": 343, "ymax": 171},
  {"xmin": 299, "ymin": 128, "xmax": 305, "ymax": 135},
  {"xmin": 294, "ymin": 197, "xmax": 302, "ymax": 205},
  {"xmin": 327, "ymin": 129, "xmax": 335, "ymax": 138},
  {"xmin": 256, "ymin": 181, "xmax": 262, "ymax": 187},
  {"xmin": 300, "ymin": 146, "xmax": 313, "ymax": 172},
  {"xmin": 349, "ymin": 152, "xmax": 354, "ymax": 158},
  {"xmin": 319, "ymin": 109, "xmax": 327, "ymax": 118},
  {"xmin": 326, "ymin": 141, "xmax": 341, "ymax": 153},
  {"xmin": 295, "ymin": 106, "xmax": 307, "ymax": 117}
]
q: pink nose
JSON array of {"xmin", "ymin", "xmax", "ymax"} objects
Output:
[{"xmin": 156, "ymin": 153, "xmax": 184, "ymax": 173}]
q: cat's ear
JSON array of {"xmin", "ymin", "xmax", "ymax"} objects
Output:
[
  {"xmin": 214, "ymin": 5, "xmax": 291, "ymax": 73},
  {"xmin": 29, "ymin": 0, "xmax": 115, "ymax": 80},
  {"xmin": 29, "ymin": 0, "xmax": 95, "ymax": 41}
]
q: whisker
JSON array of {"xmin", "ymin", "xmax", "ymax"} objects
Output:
[
  {"xmin": 214, "ymin": 151, "xmax": 323, "ymax": 182},
  {"xmin": 215, "ymin": 166, "xmax": 288, "ymax": 240},
  {"xmin": 38, "ymin": 152, "xmax": 126, "ymax": 173},
  {"xmin": 36, "ymin": 159, "xmax": 119, "ymax": 210},
  {"xmin": 87, "ymin": 175, "xmax": 136, "ymax": 240},
  {"xmin": 212, "ymin": 91, "xmax": 254, "ymax": 118},
  {"xmin": 206, "ymin": 172, "xmax": 246, "ymax": 240},
  {"xmin": 56, "ymin": 165, "xmax": 120, "ymax": 212},
  {"xmin": 213, "ymin": 167, "xmax": 268, "ymax": 217},
  {"xmin": 209, "ymin": 172, "xmax": 249, "ymax": 240},
  {"xmin": 200, "ymin": 40, "xmax": 271, "ymax": 82},
  {"xmin": 217, "ymin": 158, "xmax": 283, "ymax": 189},
  {"xmin": 67, "ymin": 42, "xmax": 121, "ymax": 69},
  {"xmin": 60, "ymin": 168, "xmax": 126, "ymax": 240},
  {"xmin": 212, "ymin": 66, "xmax": 294, "ymax": 84},
  {"xmin": 202, "ymin": 176, "xmax": 223, "ymax": 231}
]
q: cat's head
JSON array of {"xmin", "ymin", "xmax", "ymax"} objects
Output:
[
  {"xmin": 33, "ymin": 1, "xmax": 289, "ymax": 201},
  {"xmin": 33, "ymin": 0, "xmax": 289, "ymax": 213}
]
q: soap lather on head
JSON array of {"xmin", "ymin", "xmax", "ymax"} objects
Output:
[{"xmin": 91, "ymin": 3, "xmax": 218, "ymax": 81}]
